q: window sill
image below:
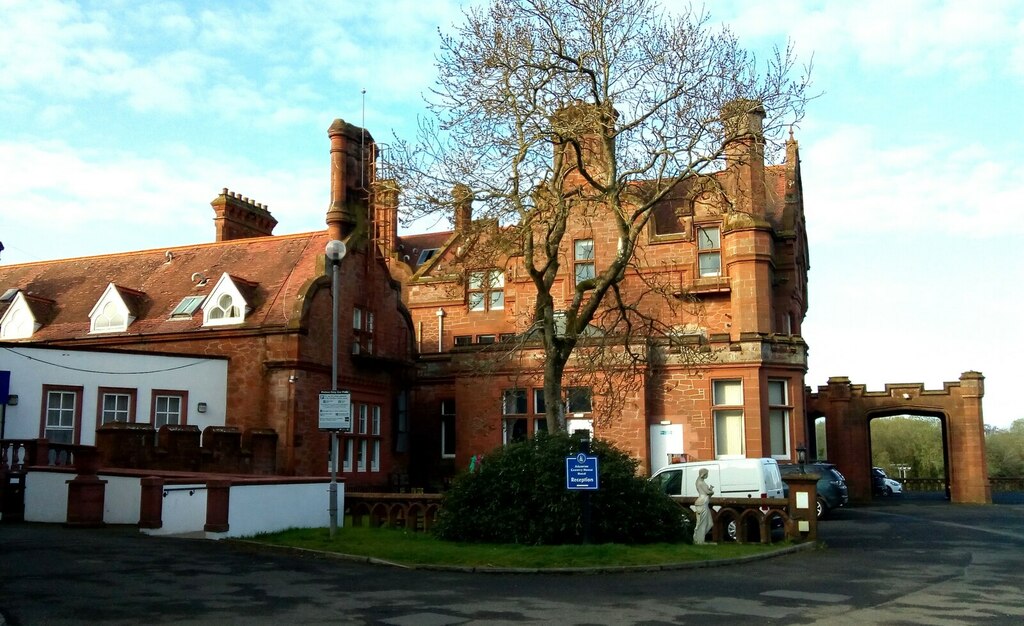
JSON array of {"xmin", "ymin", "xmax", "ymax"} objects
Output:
[{"xmin": 689, "ymin": 276, "xmax": 731, "ymax": 294}]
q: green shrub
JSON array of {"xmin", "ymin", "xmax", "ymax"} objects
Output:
[{"xmin": 433, "ymin": 431, "xmax": 688, "ymax": 545}]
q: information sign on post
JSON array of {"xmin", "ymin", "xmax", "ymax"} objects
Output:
[
  {"xmin": 565, "ymin": 453, "xmax": 599, "ymax": 490},
  {"xmin": 319, "ymin": 390, "xmax": 352, "ymax": 431}
]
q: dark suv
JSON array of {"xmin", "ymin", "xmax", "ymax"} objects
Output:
[{"xmin": 778, "ymin": 462, "xmax": 849, "ymax": 519}]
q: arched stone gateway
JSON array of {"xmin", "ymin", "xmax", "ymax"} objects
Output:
[{"xmin": 806, "ymin": 371, "xmax": 989, "ymax": 504}]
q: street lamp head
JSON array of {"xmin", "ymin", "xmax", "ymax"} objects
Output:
[{"xmin": 325, "ymin": 239, "xmax": 347, "ymax": 263}]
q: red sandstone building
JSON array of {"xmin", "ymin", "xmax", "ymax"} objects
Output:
[{"xmin": 0, "ymin": 109, "xmax": 989, "ymax": 502}]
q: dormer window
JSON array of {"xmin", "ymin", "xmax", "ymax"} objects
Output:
[
  {"xmin": 89, "ymin": 283, "xmax": 136, "ymax": 334},
  {"xmin": 0, "ymin": 291, "xmax": 39, "ymax": 340},
  {"xmin": 201, "ymin": 273, "xmax": 252, "ymax": 326}
]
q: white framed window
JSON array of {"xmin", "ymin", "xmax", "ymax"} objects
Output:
[
  {"xmin": 43, "ymin": 387, "xmax": 79, "ymax": 444},
  {"xmin": 712, "ymin": 379, "xmax": 744, "ymax": 458},
  {"xmin": 152, "ymin": 392, "xmax": 186, "ymax": 429},
  {"xmin": 574, "ymin": 239, "xmax": 595, "ymax": 285},
  {"xmin": 371, "ymin": 405, "xmax": 381, "ymax": 436},
  {"xmin": 357, "ymin": 440, "xmax": 367, "ymax": 472},
  {"xmin": 468, "ymin": 269, "xmax": 504, "ymax": 311},
  {"xmin": 697, "ymin": 225, "xmax": 722, "ymax": 277},
  {"xmin": 207, "ymin": 294, "xmax": 240, "ymax": 322},
  {"xmin": 371, "ymin": 440, "xmax": 380, "ymax": 472},
  {"xmin": 768, "ymin": 379, "xmax": 791, "ymax": 459},
  {"xmin": 441, "ymin": 399, "xmax": 456, "ymax": 458},
  {"xmin": 99, "ymin": 388, "xmax": 135, "ymax": 425}
]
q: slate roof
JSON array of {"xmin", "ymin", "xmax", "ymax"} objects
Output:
[{"xmin": 0, "ymin": 232, "xmax": 332, "ymax": 341}]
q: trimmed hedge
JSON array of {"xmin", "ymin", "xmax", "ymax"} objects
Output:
[{"xmin": 433, "ymin": 431, "xmax": 689, "ymax": 544}]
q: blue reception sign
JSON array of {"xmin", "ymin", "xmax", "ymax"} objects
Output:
[{"xmin": 565, "ymin": 453, "xmax": 599, "ymax": 490}]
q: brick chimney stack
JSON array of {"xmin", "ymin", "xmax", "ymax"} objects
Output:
[
  {"xmin": 211, "ymin": 189, "xmax": 277, "ymax": 242},
  {"xmin": 551, "ymin": 101, "xmax": 616, "ymax": 188},
  {"xmin": 452, "ymin": 183, "xmax": 472, "ymax": 232},
  {"xmin": 326, "ymin": 118, "xmax": 374, "ymax": 240}
]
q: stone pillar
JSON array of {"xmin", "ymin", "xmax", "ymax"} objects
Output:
[
  {"xmin": 950, "ymin": 371, "xmax": 991, "ymax": 504},
  {"xmin": 138, "ymin": 476, "xmax": 164, "ymax": 529},
  {"xmin": 204, "ymin": 480, "xmax": 231, "ymax": 533},
  {"xmin": 783, "ymin": 474, "xmax": 818, "ymax": 541},
  {"xmin": 66, "ymin": 475, "xmax": 106, "ymax": 527}
]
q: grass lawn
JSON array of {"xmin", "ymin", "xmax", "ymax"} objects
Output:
[{"xmin": 247, "ymin": 524, "xmax": 787, "ymax": 569}]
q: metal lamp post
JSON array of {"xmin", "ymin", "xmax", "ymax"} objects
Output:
[{"xmin": 325, "ymin": 239, "xmax": 347, "ymax": 538}]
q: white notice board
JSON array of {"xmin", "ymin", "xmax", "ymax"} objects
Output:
[{"xmin": 319, "ymin": 390, "xmax": 352, "ymax": 431}]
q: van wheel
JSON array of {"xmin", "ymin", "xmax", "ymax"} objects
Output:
[{"xmin": 816, "ymin": 498, "xmax": 827, "ymax": 519}]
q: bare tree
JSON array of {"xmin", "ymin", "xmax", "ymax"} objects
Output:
[{"xmin": 395, "ymin": 0, "xmax": 811, "ymax": 431}]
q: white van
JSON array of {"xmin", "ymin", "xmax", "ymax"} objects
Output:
[{"xmin": 650, "ymin": 458, "xmax": 785, "ymax": 501}]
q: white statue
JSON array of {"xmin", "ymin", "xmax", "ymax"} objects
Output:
[{"xmin": 693, "ymin": 468, "xmax": 715, "ymax": 544}]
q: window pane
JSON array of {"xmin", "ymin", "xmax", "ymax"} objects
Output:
[
  {"xmin": 574, "ymin": 239, "xmax": 594, "ymax": 260},
  {"xmin": 712, "ymin": 380, "xmax": 742, "ymax": 406},
  {"xmin": 358, "ymin": 405, "xmax": 368, "ymax": 434},
  {"xmin": 371, "ymin": 440, "xmax": 380, "ymax": 472},
  {"xmin": 489, "ymin": 270, "xmax": 505, "ymax": 288},
  {"xmin": 372, "ymin": 406, "xmax": 381, "ymax": 435},
  {"xmin": 768, "ymin": 380, "xmax": 787, "ymax": 406},
  {"xmin": 697, "ymin": 226, "xmax": 720, "ymax": 250},
  {"xmin": 502, "ymin": 389, "xmax": 527, "ymax": 414},
  {"xmin": 441, "ymin": 415, "xmax": 456, "ymax": 457},
  {"xmin": 534, "ymin": 418, "xmax": 547, "ymax": 433},
  {"xmin": 353, "ymin": 308, "xmax": 362, "ymax": 330},
  {"xmin": 698, "ymin": 252, "xmax": 721, "ymax": 277},
  {"xmin": 489, "ymin": 290, "xmax": 504, "ymax": 309},
  {"xmin": 468, "ymin": 271, "xmax": 484, "ymax": 289},
  {"xmin": 533, "ymin": 389, "xmax": 545, "ymax": 414},
  {"xmin": 714, "ymin": 409, "xmax": 745, "ymax": 456},
  {"xmin": 575, "ymin": 262, "xmax": 596, "ymax": 283},
  {"xmin": 770, "ymin": 409, "xmax": 789, "ymax": 456},
  {"xmin": 468, "ymin": 293, "xmax": 485, "ymax": 311},
  {"xmin": 566, "ymin": 387, "xmax": 592, "ymax": 413},
  {"xmin": 503, "ymin": 418, "xmax": 528, "ymax": 444}
]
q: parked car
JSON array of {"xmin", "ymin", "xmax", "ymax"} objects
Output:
[
  {"xmin": 872, "ymin": 467, "xmax": 904, "ymax": 496},
  {"xmin": 778, "ymin": 462, "xmax": 849, "ymax": 519}
]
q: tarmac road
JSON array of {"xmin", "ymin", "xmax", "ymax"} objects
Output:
[{"xmin": 1, "ymin": 497, "xmax": 1023, "ymax": 625}]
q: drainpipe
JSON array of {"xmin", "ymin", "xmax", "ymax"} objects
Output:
[{"xmin": 436, "ymin": 308, "xmax": 445, "ymax": 352}]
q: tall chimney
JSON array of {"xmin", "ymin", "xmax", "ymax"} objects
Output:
[
  {"xmin": 551, "ymin": 101, "xmax": 616, "ymax": 188},
  {"xmin": 326, "ymin": 119, "xmax": 374, "ymax": 240},
  {"xmin": 452, "ymin": 183, "xmax": 472, "ymax": 232},
  {"xmin": 211, "ymin": 188, "xmax": 277, "ymax": 242}
]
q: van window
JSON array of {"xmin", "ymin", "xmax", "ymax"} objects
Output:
[{"xmin": 654, "ymin": 469, "xmax": 682, "ymax": 496}]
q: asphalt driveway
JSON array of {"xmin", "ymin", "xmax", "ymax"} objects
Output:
[{"xmin": 1, "ymin": 497, "xmax": 1022, "ymax": 624}]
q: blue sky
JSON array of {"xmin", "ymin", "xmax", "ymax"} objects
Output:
[{"xmin": 1, "ymin": 0, "xmax": 1021, "ymax": 428}]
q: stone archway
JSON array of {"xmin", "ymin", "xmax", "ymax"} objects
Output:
[{"xmin": 806, "ymin": 371, "xmax": 989, "ymax": 504}]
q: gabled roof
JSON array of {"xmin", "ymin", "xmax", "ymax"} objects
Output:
[{"xmin": 0, "ymin": 231, "xmax": 334, "ymax": 341}]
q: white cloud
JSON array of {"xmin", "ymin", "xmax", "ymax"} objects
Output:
[
  {"xmin": 0, "ymin": 139, "xmax": 327, "ymax": 264},
  {"xmin": 802, "ymin": 125, "xmax": 1024, "ymax": 241},
  {"xmin": 712, "ymin": 0, "xmax": 1024, "ymax": 80}
]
